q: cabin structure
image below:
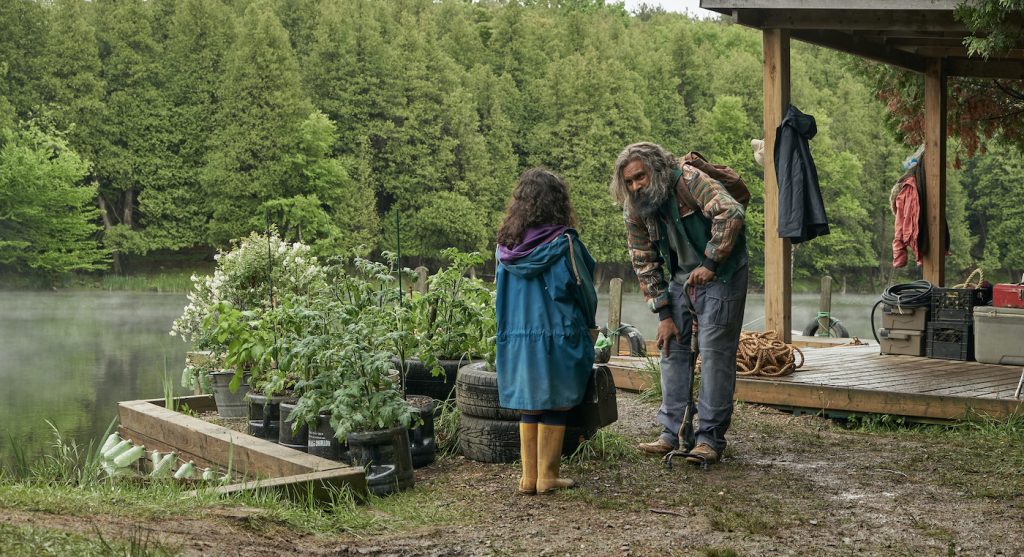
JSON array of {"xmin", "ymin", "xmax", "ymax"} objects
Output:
[
  {"xmin": 699, "ymin": 0, "xmax": 1024, "ymax": 342},
  {"xmin": 603, "ymin": 2, "xmax": 1024, "ymax": 422}
]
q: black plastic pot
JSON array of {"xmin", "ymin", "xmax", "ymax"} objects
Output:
[
  {"xmin": 246, "ymin": 393, "xmax": 284, "ymax": 439},
  {"xmin": 307, "ymin": 413, "xmax": 350, "ymax": 463},
  {"xmin": 392, "ymin": 358, "xmax": 480, "ymax": 401},
  {"xmin": 347, "ymin": 425, "xmax": 414, "ymax": 496},
  {"xmin": 406, "ymin": 395, "xmax": 437, "ymax": 469},
  {"xmin": 278, "ymin": 401, "xmax": 308, "ymax": 453}
]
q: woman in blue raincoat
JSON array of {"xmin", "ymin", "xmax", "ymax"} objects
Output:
[{"xmin": 495, "ymin": 168, "xmax": 597, "ymax": 495}]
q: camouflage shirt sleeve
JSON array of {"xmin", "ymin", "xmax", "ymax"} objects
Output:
[
  {"xmin": 683, "ymin": 166, "xmax": 745, "ymax": 271},
  {"xmin": 624, "ymin": 210, "xmax": 670, "ymax": 315}
]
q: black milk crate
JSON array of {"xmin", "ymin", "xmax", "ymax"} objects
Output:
[
  {"xmin": 926, "ymin": 319, "xmax": 974, "ymax": 361},
  {"xmin": 930, "ymin": 287, "xmax": 988, "ymax": 322}
]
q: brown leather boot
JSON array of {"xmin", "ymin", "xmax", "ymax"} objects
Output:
[
  {"xmin": 536, "ymin": 424, "xmax": 576, "ymax": 494},
  {"xmin": 518, "ymin": 422, "xmax": 538, "ymax": 495}
]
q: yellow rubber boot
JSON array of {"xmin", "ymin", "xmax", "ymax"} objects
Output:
[
  {"xmin": 518, "ymin": 422, "xmax": 538, "ymax": 495},
  {"xmin": 536, "ymin": 424, "xmax": 575, "ymax": 494}
]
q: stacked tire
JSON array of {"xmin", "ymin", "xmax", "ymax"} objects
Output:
[{"xmin": 455, "ymin": 362, "xmax": 594, "ymax": 463}]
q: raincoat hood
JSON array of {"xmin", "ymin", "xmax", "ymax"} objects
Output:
[{"xmin": 497, "ymin": 229, "xmax": 577, "ymax": 280}]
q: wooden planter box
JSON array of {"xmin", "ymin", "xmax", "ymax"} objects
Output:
[{"xmin": 117, "ymin": 395, "xmax": 366, "ymax": 502}]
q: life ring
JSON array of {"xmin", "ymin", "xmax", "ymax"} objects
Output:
[{"xmin": 801, "ymin": 317, "xmax": 850, "ymax": 338}]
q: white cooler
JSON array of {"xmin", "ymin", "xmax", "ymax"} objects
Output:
[{"xmin": 973, "ymin": 306, "xmax": 1024, "ymax": 365}]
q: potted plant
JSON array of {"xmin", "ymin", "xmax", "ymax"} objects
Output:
[
  {"xmin": 171, "ymin": 229, "xmax": 324, "ymax": 420},
  {"xmin": 395, "ymin": 249, "xmax": 496, "ymax": 401},
  {"xmin": 287, "ymin": 318, "xmax": 418, "ymax": 496}
]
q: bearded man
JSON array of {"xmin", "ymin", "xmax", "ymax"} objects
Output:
[{"xmin": 610, "ymin": 142, "xmax": 748, "ymax": 465}]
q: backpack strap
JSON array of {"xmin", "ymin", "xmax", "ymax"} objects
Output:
[
  {"xmin": 565, "ymin": 233, "xmax": 582, "ymax": 285},
  {"xmin": 671, "ymin": 166, "xmax": 700, "ymax": 214}
]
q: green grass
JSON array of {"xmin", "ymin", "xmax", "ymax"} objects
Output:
[{"xmin": 0, "ymin": 523, "xmax": 181, "ymax": 557}]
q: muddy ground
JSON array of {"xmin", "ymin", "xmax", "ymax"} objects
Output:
[{"xmin": 3, "ymin": 392, "xmax": 1023, "ymax": 556}]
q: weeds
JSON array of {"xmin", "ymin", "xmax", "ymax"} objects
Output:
[
  {"xmin": 433, "ymin": 400, "xmax": 461, "ymax": 457},
  {"xmin": 0, "ymin": 523, "xmax": 180, "ymax": 557},
  {"xmin": 567, "ymin": 429, "xmax": 642, "ymax": 467},
  {"xmin": 637, "ymin": 356, "xmax": 662, "ymax": 403}
]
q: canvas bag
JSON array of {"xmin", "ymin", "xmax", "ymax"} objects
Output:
[{"xmin": 676, "ymin": 150, "xmax": 751, "ymax": 211}]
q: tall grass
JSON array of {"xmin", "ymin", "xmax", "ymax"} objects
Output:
[{"xmin": 99, "ymin": 271, "xmax": 196, "ymax": 293}]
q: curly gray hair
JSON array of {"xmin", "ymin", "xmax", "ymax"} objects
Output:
[{"xmin": 609, "ymin": 142, "xmax": 678, "ymax": 216}]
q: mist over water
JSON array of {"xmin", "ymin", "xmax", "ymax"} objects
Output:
[{"xmin": 0, "ymin": 290, "xmax": 188, "ymax": 466}]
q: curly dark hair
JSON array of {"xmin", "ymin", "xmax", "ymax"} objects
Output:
[{"xmin": 496, "ymin": 168, "xmax": 577, "ymax": 247}]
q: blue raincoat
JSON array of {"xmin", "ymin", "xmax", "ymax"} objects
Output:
[{"xmin": 496, "ymin": 231, "xmax": 597, "ymax": 411}]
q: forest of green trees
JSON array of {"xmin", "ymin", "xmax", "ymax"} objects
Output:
[{"xmin": 1, "ymin": 0, "xmax": 1021, "ymax": 290}]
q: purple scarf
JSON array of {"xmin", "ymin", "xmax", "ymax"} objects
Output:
[{"xmin": 497, "ymin": 224, "xmax": 568, "ymax": 264}]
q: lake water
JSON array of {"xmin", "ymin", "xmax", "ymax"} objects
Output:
[
  {"xmin": 0, "ymin": 288, "xmax": 881, "ymax": 466},
  {"xmin": 0, "ymin": 290, "xmax": 188, "ymax": 467}
]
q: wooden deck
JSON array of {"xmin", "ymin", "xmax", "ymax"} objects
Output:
[{"xmin": 608, "ymin": 344, "xmax": 1024, "ymax": 421}]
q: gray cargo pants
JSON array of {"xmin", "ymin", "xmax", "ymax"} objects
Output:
[{"xmin": 656, "ymin": 265, "xmax": 747, "ymax": 455}]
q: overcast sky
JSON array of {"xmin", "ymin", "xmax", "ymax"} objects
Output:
[{"xmin": 621, "ymin": 0, "xmax": 718, "ymax": 18}]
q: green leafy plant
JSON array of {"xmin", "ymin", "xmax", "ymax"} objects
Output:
[
  {"xmin": 400, "ymin": 249, "xmax": 496, "ymax": 379},
  {"xmin": 280, "ymin": 255, "xmax": 418, "ymax": 440},
  {"xmin": 170, "ymin": 229, "xmax": 325, "ymax": 387},
  {"xmin": 205, "ymin": 301, "xmax": 276, "ymax": 393}
]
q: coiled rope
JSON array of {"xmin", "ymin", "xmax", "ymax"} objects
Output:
[{"xmin": 732, "ymin": 330, "xmax": 805, "ymax": 377}]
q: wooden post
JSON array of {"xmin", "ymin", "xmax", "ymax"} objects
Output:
[
  {"xmin": 414, "ymin": 266, "xmax": 429, "ymax": 294},
  {"xmin": 924, "ymin": 57, "xmax": 947, "ymax": 287},
  {"xmin": 817, "ymin": 275, "xmax": 832, "ymax": 337},
  {"xmin": 608, "ymin": 278, "xmax": 623, "ymax": 357},
  {"xmin": 763, "ymin": 28, "xmax": 792, "ymax": 342}
]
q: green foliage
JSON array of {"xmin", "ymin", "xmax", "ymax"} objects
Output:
[
  {"xmin": 171, "ymin": 230, "xmax": 324, "ymax": 359},
  {"xmin": 955, "ymin": 0, "xmax": 1024, "ymax": 58},
  {"xmin": 282, "ymin": 255, "xmax": 417, "ymax": 439},
  {"xmin": 202, "ymin": 3, "xmax": 316, "ymax": 246},
  {"xmin": 402, "ymin": 249, "xmax": 496, "ymax": 377},
  {"xmin": 0, "ymin": 125, "xmax": 108, "ymax": 275},
  {"xmin": 1, "ymin": 1, "xmax": 1021, "ymax": 285}
]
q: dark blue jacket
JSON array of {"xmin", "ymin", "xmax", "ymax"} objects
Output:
[{"xmin": 775, "ymin": 105, "xmax": 830, "ymax": 243}]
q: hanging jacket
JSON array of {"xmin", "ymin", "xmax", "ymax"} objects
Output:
[
  {"xmin": 774, "ymin": 105, "xmax": 830, "ymax": 243},
  {"xmin": 495, "ymin": 230, "xmax": 597, "ymax": 411},
  {"xmin": 892, "ymin": 176, "xmax": 921, "ymax": 268}
]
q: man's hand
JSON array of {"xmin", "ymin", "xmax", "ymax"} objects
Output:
[
  {"xmin": 656, "ymin": 317, "xmax": 683, "ymax": 358},
  {"xmin": 688, "ymin": 265, "xmax": 716, "ymax": 287}
]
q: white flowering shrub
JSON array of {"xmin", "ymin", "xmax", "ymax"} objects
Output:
[{"xmin": 171, "ymin": 230, "xmax": 326, "ymax": 388}]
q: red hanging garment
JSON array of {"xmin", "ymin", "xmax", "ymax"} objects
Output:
[{"xmin": 891, "ymin": 176, "xmax": 921, "ymax": 268}]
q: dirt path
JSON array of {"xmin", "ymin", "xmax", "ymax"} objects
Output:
[{"xmin": 4, "ymin": 393, "xmax": 1022, "ymax": 556}]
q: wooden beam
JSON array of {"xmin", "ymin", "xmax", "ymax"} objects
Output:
[
  {"xmin": 947, "ymin": 58, "xmax": 1024, "ymax": 79},
  {"xmin": 117, "ymin": 399, "xmax": 362, "ymax": 484},
  {"xmin": 608, "ymin": 278, "xmax": 623, "ymax": 357},
  {"xmin": 790, "ymin": 29, "xmax": 925, "ymax": 73},
  {"xmin": 734, "ymin": 378, "xmax": 1022, "ymax": 421},
  {"xmin": 762, "ymin": 29, "xmax": 792, "ymax": 342},
  {"xmin": 923, "ymin": 58, "xmax": 947, "ymax": 287},
  {"xmin": 192, "ymin": 470, "xmax": 368, "ymax": 505},
  {"xmin": 739, "ymin": 10, "xmax": 966, "ymax": 33},
  {"xmin": 702, "ymin": 1, "xmax": 959, "ymax": 10}
]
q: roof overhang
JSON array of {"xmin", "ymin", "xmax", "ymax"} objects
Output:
[{"xmin": 700, "ymin": 1, "xmax": 1024, "ymax": 79}]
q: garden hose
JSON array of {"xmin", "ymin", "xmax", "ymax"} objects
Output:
[{"xmin": 871, "ymin": 280, "xmax": 935, "ymax": 344}]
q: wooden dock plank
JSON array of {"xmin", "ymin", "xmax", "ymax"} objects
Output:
[{"xmin": 608, "ymin": 344, "xmax": 1024, "ymax": 421}]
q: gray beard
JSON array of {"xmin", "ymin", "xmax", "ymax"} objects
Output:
[{"xmin": 629, "ymin": 175, "xmax": 671, "ymax": 218}]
